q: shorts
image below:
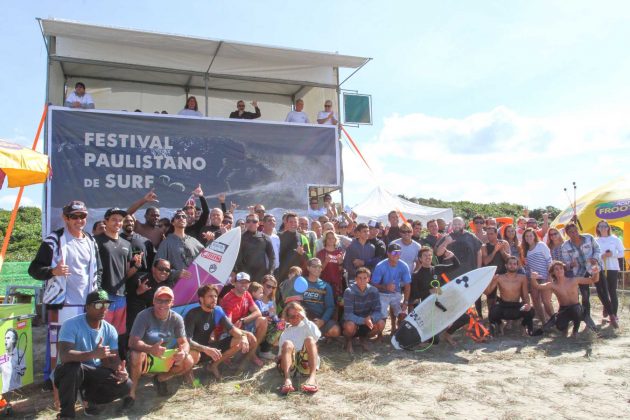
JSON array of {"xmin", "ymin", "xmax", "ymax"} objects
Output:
[
  {"xmin": 276, "ymin": 348, "xmax": 321, "ymax": 376},
  {"xmin": 104, "ymin": 294, "xmax": 127, "ymax": 334},
  {"xmin": 355, "ymin": 324, "xmax": 372, "ymax": 338},
  {"xmin": 317, "ymin": 319, "xmax": 338, "ymax": 335},
  {"xmin": 242, "ymin": 320, "xmax": 257, "ymax": 333},
  {"xmin": 379, "ymin": 292, "xmax": 403, "ymax": 319},
  {"xmin": 141, "ymin": 348, "xmax": 177, "ymax": 374}
]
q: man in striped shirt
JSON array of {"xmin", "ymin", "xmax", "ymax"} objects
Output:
[{"xmin": 342, "ymin": 267, "xmax": 384, "ymax": 353}]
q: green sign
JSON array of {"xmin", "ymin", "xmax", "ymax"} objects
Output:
[{"xmin": 343, "ymin": 93, "xmax": 372, "ymax": 125}]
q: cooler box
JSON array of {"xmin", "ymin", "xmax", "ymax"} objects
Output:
[{"xmin": 0, "ymin": 304, "xmax": 33, "ymax": 393}]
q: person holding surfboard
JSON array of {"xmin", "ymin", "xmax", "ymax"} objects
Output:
[
  {"xmin": 484, "ymin": 256, "xmax": 537, "ymax": 337},
  {"xmin": 531, "ymin": 261, "xmax": 600, "ymax": 338}
]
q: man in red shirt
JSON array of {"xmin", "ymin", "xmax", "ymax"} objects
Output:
[{"xmin": 219, "ymin": 272, "xmax": 267, "ymax": 367}]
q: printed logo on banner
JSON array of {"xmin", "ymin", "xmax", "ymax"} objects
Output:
[
  {"xmin": 16, "ymin": 320, "xmax": 27, "ymax": 329},
  {"xmin": 210, "ymin": 242, "xmax": 228, "ymax": 254}
]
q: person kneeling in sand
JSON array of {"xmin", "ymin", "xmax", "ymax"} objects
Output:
[
  {"xmin": 278, "ymin": 302, "xmax": 321, "ymax": 395},
  {"xmin": 531, "ymin": 261, "xmax": 600, "ymax": 338},
  {"xmin": 342, "ymin": 267, "xmax": 385, "ymax": 353},
  {"xmin": 484, "ymin": 256, "xmax": 538, "ymax": 337},
  {"xmin": 185, "ymin": 284, "xmax": 255, "ymax": 380},
  {"xmin": 127, "ymin": 287, "xmax": 193, "ymax": 405}
]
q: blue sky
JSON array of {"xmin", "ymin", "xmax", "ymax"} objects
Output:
[{"xmin": 2, "ymin": 1, "xmax": 630, "ymax": 213}]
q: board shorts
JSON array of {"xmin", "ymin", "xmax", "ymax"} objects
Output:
[
  {"xmin": 141, "ymin": 348, "xmax": 177, "ymax": 374},
  {"xmin": 314, "ymin": 319, "xmax": 338, "ymax": 335},
  {"xmin": 379, "ymin": 292, "xmax": 403, "ymax": 318},
  {"xmin": 276, "ymin": 348, "xmax": 321, "ymax": 376},
  {"xmin": 354, "ymin": 324, "xmax": 372, "ymax": 337},
  {"xmin": 104, "ymin": 294, "xmax": 127, "ymax": 335},
  {"xmin": 199, "ymin": 336, "xmax": 232, "ymax": 363}
]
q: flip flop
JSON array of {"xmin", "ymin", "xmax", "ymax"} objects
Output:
[
  {"xmin": 280, "ymin": 384, "xmax": 295, "ymax": 395},
  {"xmin": 301, "ymin": 383, "xmax": 318, "ymax": 394}
]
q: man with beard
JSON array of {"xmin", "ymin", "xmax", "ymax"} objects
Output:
[
  {"xmin": 277, "ymin": 212, "xmax": 309, "ymax": 281},
  {"xmin": 183, "ymin": 184, "xmax": 209, "ymax": 242},
  {"xmin": 235, "ymin": 214, "xmax": 275, "ymax": 282},
  {"xmin": 121, "ymin": 214, "xmax": 154, "ymax": 272},
  {"xmin": 156, "ymin": 210, "xmax": 204, "ymax": 282},
  {"xmin": 126, "ymin": 190, "xmax": 165, "ymax": 249},
  {"xmin": 484, "ymin": 256, "xmax": 538, "ymax": 337}
]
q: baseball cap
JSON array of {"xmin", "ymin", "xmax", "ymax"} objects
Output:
[
  {"xmin": 154, "ymin": 286, "xmax": 174, "ymax": 300},
  {"xmin": 63, "ymin": 200, "xmax": 88, "ymax": 215},
  {"xmin": 387, "ymin": 243, "xmax": 402, "ymax": 253},
  {"xmin": 368, "ymin": 219, "xmax": 382, "ymax": 229},
  {"xmin": 85, "ymin": 290, "xmax": 112, "ymax": 305},
  {"xmin": 104, "ymin": 207, "xmax": 127, "ymax": 219},
  {"xmin": 236, "ymin": 272, "xmax": 251, "ymax": 282}
]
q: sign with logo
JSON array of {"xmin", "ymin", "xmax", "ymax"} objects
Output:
[{"xmin": 595, "ymin": 199, "xmax": 630, "ymax": 220}]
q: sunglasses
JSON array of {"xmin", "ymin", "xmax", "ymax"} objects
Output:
[
  {"xmin": 67, "ymin": 214, "xmax": 87, "ymax": 220},
  {"xmin": 154, "ymin": 298, "xmax": 172, "ymax": 305},
  {"xmin": 390, "ymin": 251, "xmax": 402, "ymax": 256},
  {"xmin": 246, "ymin": 220, "xmax": 258, "ymax": 223},
  {"xmin": 173, "ymin": 214, "xmax": 186, "ymax": 220},
  {"xmin": 287, "ymin": 313, "xmax": 300, "ymax": 320},
  {"xmin": 156, "ymin": 267, "xmax": 171, "ymax": 273},
  {"xmin": 222, "ymin": 219, "xmax": 233, "ymax": 225},
  {"xmin": 92, "ymin": 302, "xmax": 110, "ymax": 310},
  {"xmin": 400, "ymin": 231, "xmax": 412, "ymax": 234}
]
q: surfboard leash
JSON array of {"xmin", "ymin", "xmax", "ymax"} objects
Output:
[{"xmin": 412, "ymin": 278, "xmax": 442, "ymax": 353}]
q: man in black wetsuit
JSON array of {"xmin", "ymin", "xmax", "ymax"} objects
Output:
[
  {"xmin": 409, "ymin": 246, "xmax": 465, "ymax": 346},
  {"xmin": 234, "ymin": 214, "xmax": 275, "ymax": 282}
]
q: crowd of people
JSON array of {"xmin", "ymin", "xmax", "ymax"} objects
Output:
[
  {"xmin": 28, "ymin": 187, "xmax": 625, "ymax": 418},
  {"xmin": 64, "ymin": 82, "xmax": 338, "ymax": 125}
]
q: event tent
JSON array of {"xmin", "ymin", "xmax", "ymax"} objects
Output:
[{"xmin": 352, "ymin": 186, "xmax": 453, "ymax": 226}]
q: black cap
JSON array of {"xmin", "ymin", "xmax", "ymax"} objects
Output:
[
  {"xmin": 387, "ymin": 243, "xmax": 402, "ymax": 253},
  {"xmin": 104, "ymin": 207, "xmax": 127, "ymax": 219},
  {"xmin": 63, "ymin": 200, "xmax": 88, "ymax": 215},
  {"xmin": 85, "ymin": 290, "xmax": 112, "ymax": 305}
]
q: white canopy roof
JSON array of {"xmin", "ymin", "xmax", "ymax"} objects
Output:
[
  {"xmin": 38, "ymin": 18, "xmax": 370, "ymax": 97},
  {"xmin": 352, "ymin": 186, "xmax": 454, "ymax": 226}
]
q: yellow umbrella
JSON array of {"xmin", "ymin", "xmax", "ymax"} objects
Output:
[
  {"xmin": 0, "ymin": 139, "xmax": 49, "ymax": 189},
  {"xmin": 552, "ymin": 176, "xmax": 630, "ymax": 258}
]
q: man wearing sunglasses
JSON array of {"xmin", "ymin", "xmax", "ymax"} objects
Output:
[
  {"xmin": 54, "ymin": 290, "xmax": 131, "ymax": 418},
  {"xmin": 229, "ymin": 99, "xmax": 261, "ymax": 119},
  {"xmin": 156, "ymin": 210, "xmax": 204, "ymax": 282},
  {"xmin": 316, "ymin": 100, "xmax": 338, "ymax": 125},
  {"xmin": 29, "ymin": 200, "xmax": 103, "ymax": 391},
  {"xmin": 235, "ymin": 215, "xmax": 275, "ymax": 283},
  {"xmin": 371, "ymin": 243, "xmax": 411, "ymax": 333}
]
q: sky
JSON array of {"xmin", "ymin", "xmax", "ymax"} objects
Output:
[{"xmin": 2, "ymin": 0, "xmax": 630, "ymax": 213}]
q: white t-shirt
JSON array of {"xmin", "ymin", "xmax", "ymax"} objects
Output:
[
  {"xmin": 596, "ymin": 235, "xmax": 624, "ymax": 270},
  {"xmin": 317, "ymin": 111, "xmax": 338, "ymax": 125},
  {"xmin": 391, "ymin": 238, "xmax": 422, "ymax": 272},
  {"xmin": 178, "ymin": 109, "xmax": 203, "ymax": 117},
  {"xmin": 285, "ymin": 111, "xmax": 310, "ymax": 124},
  {"xmin": 65, "ymin": 91, "xmax": 94, "ymax": 109},
  {"xmin": 63, "ymin": 231, "xmax": 93, "ymax": 305}
]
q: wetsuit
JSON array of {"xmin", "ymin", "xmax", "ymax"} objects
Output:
[{"xmin": 488, "ymin": 299, "xmax": 535, "ymax": 335}]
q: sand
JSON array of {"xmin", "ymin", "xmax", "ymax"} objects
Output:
[{"xmin": 7, "ymin": 299, "xmax": 630, "ymax": 419}]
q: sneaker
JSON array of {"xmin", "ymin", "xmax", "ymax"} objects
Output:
[
  {"xmin": 153, "ymin": 375, "xmax": 169, "ymax": 396},
  {"xmin": 258, "ymin": 351, "xmax": 275, "ymax": 360},
  {"xmin": 118, "ymin": 396, "xmax": 135, "ymax": 414}
]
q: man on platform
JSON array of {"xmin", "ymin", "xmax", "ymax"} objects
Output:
[
  {"xmin": 64, "ymin": 82, "xmax": 95, "ymax": 109},
  {"xmin": 229, "ymin": 100, "xmax": 261, "ymax": 119},
  {"xmin": 285, "ymin": 99, "xmax": 310, "ymax": 123}
]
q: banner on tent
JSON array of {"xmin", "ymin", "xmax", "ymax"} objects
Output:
[{"xmin": 47, "ymin": 108, "xmax": 339, "ymax": 230}]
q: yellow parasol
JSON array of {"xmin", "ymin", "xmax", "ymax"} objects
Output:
[
  {"xmin": 0, "ymin": 105, "xmax": 49, "ymax": 271},
  {"xmin": 551, "ymin": 176, "xmax": 630, "ymax": 258},
  {"xmin": 0, "ymin": 140, "xmax": 49, "ymax": 189}
]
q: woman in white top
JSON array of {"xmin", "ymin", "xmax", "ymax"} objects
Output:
[
  {"xmin": 595, "ymin": 220, "xmax": 624, "ymax": 327},
  {"xmin": 178, "ymin": 96, "xmax": 203, "ymax": 117},
  {"xmin": 521, "ymin": 228, "xmax": 553, "ymax": 322}
]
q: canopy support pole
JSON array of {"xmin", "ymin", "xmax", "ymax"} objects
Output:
[{"xmin": 0, "ymin": 104, "xmax": 48, "ymax": 272}]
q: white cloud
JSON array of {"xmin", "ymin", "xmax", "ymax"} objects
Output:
[
  {"xmin": 0, "ymin": 194, "xmax": 40, "ymax": 210},
  {"xmin": 343, "ymin": 106, "xmax": 630, "ymax": 209}
]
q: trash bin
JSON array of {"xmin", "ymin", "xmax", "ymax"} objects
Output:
[{"xmin": 0, "ymin": 304, "xmax": 33, "ymax": 393}]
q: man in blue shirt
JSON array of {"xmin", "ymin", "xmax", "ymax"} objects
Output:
[
  {"xmin": 54, "ymin": 290, "xmax": 132, "ymax": 418},
  {"xmin": 371, "ymin": 243, "xmax": 411, "ymax": 333}
]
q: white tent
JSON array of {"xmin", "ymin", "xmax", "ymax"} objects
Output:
[
  {"xmin": 38, "ymin": 18, "xmax": 371, "ymax": 120},
  {"xmin": 352, "ymin": 186, "xmax": 453, "ymax": 226}
]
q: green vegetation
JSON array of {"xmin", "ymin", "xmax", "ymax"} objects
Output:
[
  {"xmin": 0, "ymin": 206, "xmax": 42, "ymax": 261},
  {"xmin": 400, "ymin": 195, "xmax": 561, "ymax": 222}
]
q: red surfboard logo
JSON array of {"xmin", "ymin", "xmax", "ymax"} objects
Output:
[{"xmin": 201, "ymin": 250, "xmax": 222, "ymax": 262}]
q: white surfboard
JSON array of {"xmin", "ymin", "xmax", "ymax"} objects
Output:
[
  {"xmin": 172, "ymin": 227, "xmax": 241, "ymax": 307},
  {"xmin": 391, "ymin": 266, "xmax": 496, "ymax": 350}
]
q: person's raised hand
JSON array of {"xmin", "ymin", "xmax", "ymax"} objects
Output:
[
  {"xmin": 143, "ymin": 189, "xmax": 159, "ymax": 203},
  {"xmin": 149, "ymin": 339, "xmax": 166, "ymax": 357},
  {"xmin": 179, "ymin": 270, "xmax": 192, "ymax": 279},
  {"xmin": 202, "ymin": 231, "xmax": 215, "ymax": 243},
  {"xmin": 192, "ymin": 184, "xmax": 203, "ymax": 197},
  {"xmin": 137, "ymin": 277, "xmax": 152, "ymax": 295}
]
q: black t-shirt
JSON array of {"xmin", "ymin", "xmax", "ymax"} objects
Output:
[
  {"xmin": 126, "ymin": 272, "xmax": 175, "ymax": 307},
  {"xmin": 95, "ymin": 234, "xmax": 132, "ymax": 296},
  {"xmin": 184, "ymin": 306, "xmax": 233, "ymax": 345},
  {"xmin": 121, "ymin": 231, "xmax": 154, "ymax": 271},
  {"xmin": 483, "ymin": 242, "xmax": 507, "ymax": 274},
  {"xmin": 410, "ymin": 257, "xmax": 460, "ymax": 302}
]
